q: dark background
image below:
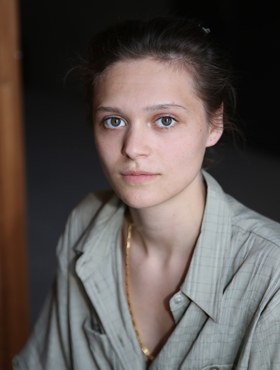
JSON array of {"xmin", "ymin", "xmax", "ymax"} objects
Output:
[{"xmin": 19, "ymin": 0, "xmax": 280, "ymax": 324}]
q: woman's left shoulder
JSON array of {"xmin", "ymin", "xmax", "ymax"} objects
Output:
[
  {"xmin": 227, "ymin": 194, "xmax": 280, "ymax": 274},
  {"xmin": 228, "ymin": 194, "xmax": 280, "ymax": 245}
]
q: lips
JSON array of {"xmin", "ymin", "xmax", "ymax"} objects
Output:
[
  {"xmin": 121, "ymin": 169, "xmax": 159, "ymax": 183},
  {"xmin": 122, "ymin": 169, "xmax": 156, "ymax": 176}
]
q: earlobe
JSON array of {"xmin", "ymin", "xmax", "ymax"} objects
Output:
[{"xmin": 206, "ymin": 105, "xmax": 224, "ymax": 148}]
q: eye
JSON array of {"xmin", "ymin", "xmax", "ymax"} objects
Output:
[
  {"xmin": 104, "ymin": 117, "xmax": 126, "ymax": 128},
  {"xmin": 155, "ymin": 116, "xmax": 176, "ymax": 128}
]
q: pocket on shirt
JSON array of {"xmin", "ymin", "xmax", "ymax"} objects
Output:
[
  {"xmin": 200, "ymin": 364, "xmax": 233, "ymax": 370},
  {"xmin": 83, "ymin": 319, "xmax": 119, "ymax": 369}
]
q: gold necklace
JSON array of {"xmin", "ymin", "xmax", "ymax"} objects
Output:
[{"xmin": 125, "ymin": 222, "xmax": 155, "ymax": 362}]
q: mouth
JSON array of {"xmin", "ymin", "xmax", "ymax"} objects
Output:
[{"xmin": 121, "ymin": 170, "xmax": 159, "ymax": 183}]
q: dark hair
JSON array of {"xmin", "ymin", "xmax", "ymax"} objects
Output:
[{"xmin": 79, "ymin": 16, "xmax": 241, "ymax": 156}]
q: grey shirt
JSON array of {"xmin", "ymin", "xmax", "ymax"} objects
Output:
[{"xmin": 14, "ymin": 171, "xmax": 280, "ymax": 370}]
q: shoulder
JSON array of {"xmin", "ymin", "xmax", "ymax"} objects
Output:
[
  {"xmin": 227, "ymin": 194, "xmax": 280, "ymax": 253},
  {"xmin": 225, "ymin": 195, "xmax": 280, "ymax": 292},
  {"xmin": 56, "ymin": 189, "xmax": 120, "ymax": 259},
  {"xmin": 203, "ymin": 170, "xmax": 280, "ymax": 258},
  {"xmin": 70, "ymin": 190, "xmax": 116, "ymax": 229},
  {"xmin": 203, "ymin": 171, "xmax": 280, "ymax": 286}
]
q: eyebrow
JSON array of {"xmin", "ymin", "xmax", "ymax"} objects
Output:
[
  {"xmin": 144, "ymin": 104, "xmax": 187, "ymax": 112},
  {"xmin": 95, "ymin": 106, "xmax": 123, "ymax": 114},
  {"xmin": 95, "ymin": 103, "xmax": 187, "ymax": 114}
]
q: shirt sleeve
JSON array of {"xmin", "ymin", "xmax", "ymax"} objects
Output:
[{"xmin": 247, "ymin": 289, "xmax": 280, "ymax": 370}]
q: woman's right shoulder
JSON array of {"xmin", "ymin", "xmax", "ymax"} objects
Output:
[
  {"xmin": 56, "ymin": 189, "xmax": 117, "ymax": 259},
  {"xmin": 70, "ymin": 189, "xmax": 115, "ymax": 227}
]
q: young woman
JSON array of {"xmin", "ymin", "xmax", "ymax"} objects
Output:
[{"xmin": 14, "ymin": 17, "xmax": 280, "ymax": 370}]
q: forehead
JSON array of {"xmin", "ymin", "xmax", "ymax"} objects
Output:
[{"xmin": 93, "ymin": 58, "xmax": 202, "ymax": 111}]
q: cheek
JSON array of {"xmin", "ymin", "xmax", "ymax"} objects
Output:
[
  {"xmin": 165, "ymin": 131, "xmax": 207, "ymax": 166},
  {"xmin": 94, "ymin": 134, "xmax": 125, "ymax": 177}
]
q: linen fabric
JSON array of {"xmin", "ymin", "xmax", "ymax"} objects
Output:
[{"xmin": 13, "ymin": 171, "xmax": 280, "ymax": 370}]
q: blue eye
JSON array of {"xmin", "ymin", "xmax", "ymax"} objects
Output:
[
  {"xmin": 155, "ymin": 116, "xmax": 176, "ymax": 127},
  {"xmin": 104, "ymin": 117, "xmax": 125, "ymax": 128}
]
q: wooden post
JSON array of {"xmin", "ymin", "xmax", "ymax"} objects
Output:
[{"xmin": 0, "ymin": 0, "xmax": 30, "ymax": 368}]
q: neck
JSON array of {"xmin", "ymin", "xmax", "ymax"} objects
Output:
[{"xmin": 125, "ymin": 171, "xmax": 207, "ymax": 261}]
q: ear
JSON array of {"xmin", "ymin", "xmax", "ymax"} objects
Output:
[{"xmin": 206, "ymin": 104, "xmax": 224, "ymax": 148}]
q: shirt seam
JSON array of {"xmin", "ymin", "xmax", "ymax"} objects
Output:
[{"xmin": 231, "ymin": 223, "xmax": 280, "ymax": 250}]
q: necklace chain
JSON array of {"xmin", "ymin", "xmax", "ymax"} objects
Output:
[{"xmin": 125, "ymin": 222, "xmax": 155, "ymax": 361}]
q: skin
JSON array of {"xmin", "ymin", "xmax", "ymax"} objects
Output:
[{"xmin": 92, "ymin": 58, "xmax": 223, "ymax": 361}]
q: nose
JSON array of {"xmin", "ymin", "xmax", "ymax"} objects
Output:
[{"xmin": 121, "ymin": 124, "xmax": 151, "ymax": 159}]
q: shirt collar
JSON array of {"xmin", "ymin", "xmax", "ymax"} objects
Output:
[
  {"xmin": 181, "ymin": 170, "xmax": 233, "ymax": 323},
  {"xmin": 74, "ymin": 194, "xmax": 125, "ymax": 279},
  {"xmin": 74, "ymin": 171, "xmax": 232, "ymax": 322}
]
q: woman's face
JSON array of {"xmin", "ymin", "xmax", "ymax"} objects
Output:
[{"xmin": 93, "ymin": 58, "xmax": 222, "ymax": 209}]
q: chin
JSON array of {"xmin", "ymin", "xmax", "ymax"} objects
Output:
[{"xmin": 114, "ymin": 187, "xmax": 162, "ymax": 210}]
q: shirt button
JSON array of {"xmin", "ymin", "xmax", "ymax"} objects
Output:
[{"xmin": 174, "ymin": 294, "xmax": 183, "ymax": 304}]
